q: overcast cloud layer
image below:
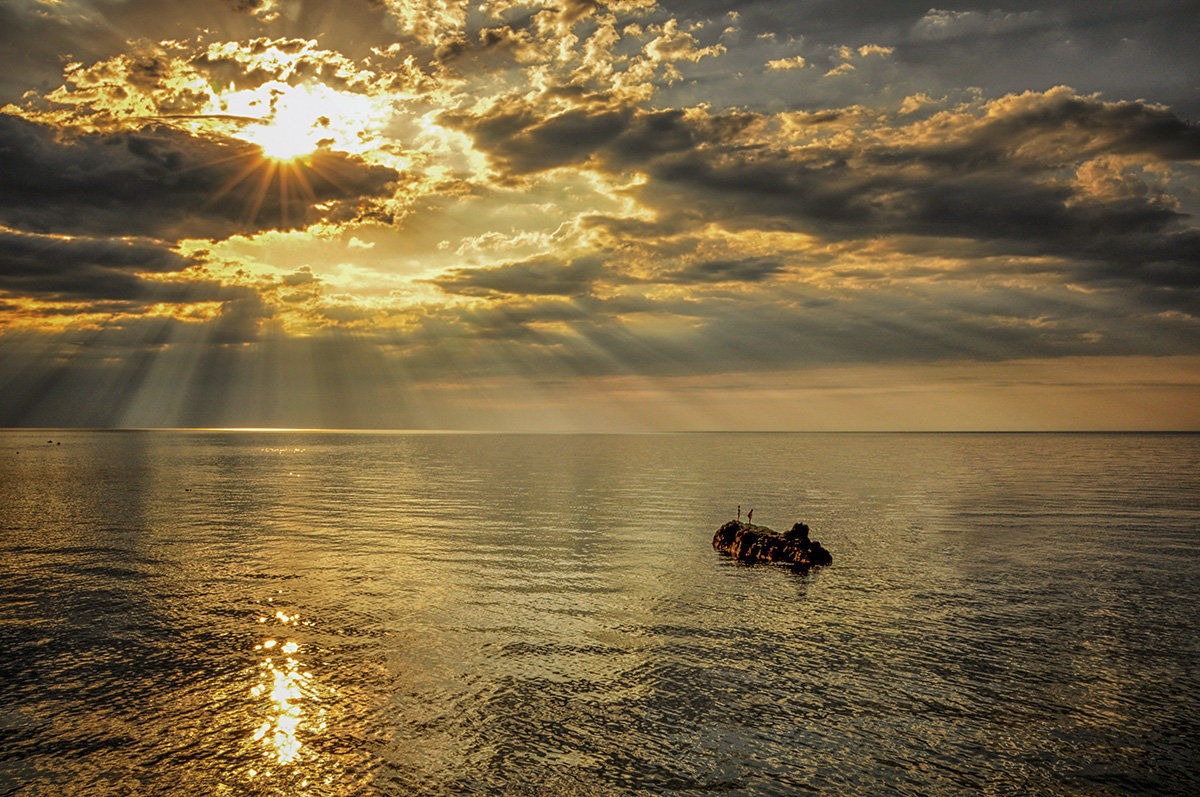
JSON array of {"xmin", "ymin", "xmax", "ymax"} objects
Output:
[{"xmin": 1, "ymin": 0, "xmax": 1198, "ymax": 429}]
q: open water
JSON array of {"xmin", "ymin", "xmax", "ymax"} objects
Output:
[{"xmin": 1, "ymin": 431, "xmax": 1198, "ymax": 795}]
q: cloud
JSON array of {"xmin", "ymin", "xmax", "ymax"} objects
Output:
[
  {"xmin": 446, "ymin": 85, "xmax": 1200, "ymax": 314},
  {"xmin": 0, "ymin": 1, "xmax": 1198, "ymax": 430},
  {"xmin": 766, "ymin": 55, "xmax": 806, "ymax": 71},
  {"xmin": 660, "ymin": 256, "xmax": 786, "ymax": 283},
  {"xmin": 912, "ymin": 8, "xmax": 1046, "ymax": 43},
  {"xmin": 855, "ymin": 44, "xmax": 893, "ymax": 58},
  {"xmin": 643, "ymin": 18, "xmax": 725, "ymax": 66},
  {"xmin": 626, "ymin": 90, "xmax": 1200, "ymax": 293},
  {"xmin": 442, "ymin": 102, "xmax": 757, "ymax": 175},
  {"xmin": 0, "ymin": 113, "xmax": 398, "ymax": 242},
  {"xmin": 0, "ymin": 228, "xmax": 213, "ymax": 303},
  {"xmin": 0, "ymin": 1, "xmax": 405, "ymax": 112},
  {"xmin": 431, "ymin": 254, "xmax": 605, "ymax": 297}
]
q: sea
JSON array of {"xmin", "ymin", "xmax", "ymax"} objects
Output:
[{"xmin": 1, "ymin": 430, "xmax": 1198, "ymax": 795}]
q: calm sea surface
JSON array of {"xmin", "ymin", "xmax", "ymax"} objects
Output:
[{"xmin": 1, "ymin": 431, "xmax": 1198, "ymax": 795}]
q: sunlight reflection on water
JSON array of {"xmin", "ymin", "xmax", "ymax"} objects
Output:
[
  {"xmin": 238, "ymin": 602, "xmax": 348, "ymax": 793},
  {"xmin": 250, "ymin": 637, "xmax": 311, "ymax": 768}
]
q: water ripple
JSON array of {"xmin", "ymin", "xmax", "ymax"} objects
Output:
[{"xmin": 1, "ymin": 431, "xmax": 1198, "ymax": 794}]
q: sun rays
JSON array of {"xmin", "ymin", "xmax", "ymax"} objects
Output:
[{"xmin": 1, "ymin": 3, "xmax": 1198, "ymax": 430}]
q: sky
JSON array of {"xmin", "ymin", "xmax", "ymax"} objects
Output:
[{"xmin": 0, "ymin": 0, "xmax": 1198, "ymax": 431}]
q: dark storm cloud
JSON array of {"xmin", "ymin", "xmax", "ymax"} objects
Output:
[
  {"xmin": 454, "ymin": 89, "xmax": 1200, "ymax": 230},
  {"xmin": 431, "ymin": 254, "xmax": 604, "ymax": 297},
  {"xmin": 441, "ymin": 104, "xmax": 757, "ymax": 176},
  {"xmin": 644, "ymin": 154, "xmax": 1183, "ymax": 244},
  {"xmin": 634, "ymin": 166, "xmax": 1200, "ymax": 306},
  {"xmin": 660, "ymin": 256, "xmax": 785, "ymax": 284},
  {"xmin": 447, "ymin": 86, "xmax": 1200, "ymax": 317},
  {"xmin": 0, "ymin": 228, "xmax": 226, "ymax": 303},
  {"xmin": 742, "ymin": 100, "xmax": 1196, "ymax": 286},
  {"xmin": 642, "ymin": 101, "xmax": 1200, "ymax": 281},
  {"xmin": 453, "ymin": 85, "xmax": 1199, "ymax": 183},
  {"xmin": 0, "ymin": 113, "xmax": 398, "ymax": 242},
  {"xmin": 0, "ymin": 229, "xmax": 193, "ymax": 277},
  {"xmin": 881, "ymin": 91, "xmax": 1200, "ymax": 167},
  {"xmin": 441, "ymin": 105, "xmax": 635, "ymax": 175}
]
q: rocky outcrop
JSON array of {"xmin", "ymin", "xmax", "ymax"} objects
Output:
[{"xmin": 712, "ymin": 520, "xmax": 832, "ymax": 571}]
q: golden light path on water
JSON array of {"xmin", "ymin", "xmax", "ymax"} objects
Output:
[{"xmin": 247, "ymin": 606, "xmax": 325, "ymax": 784}]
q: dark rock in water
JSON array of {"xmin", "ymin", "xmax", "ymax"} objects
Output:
[{"xmin": 713, "ymin": 520, "xmax": 832, "ymax": 571}]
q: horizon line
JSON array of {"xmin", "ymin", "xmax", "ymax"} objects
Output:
[{"xmin": 3, "ymin": 427, "xmax": 1198, "ymax": 435}]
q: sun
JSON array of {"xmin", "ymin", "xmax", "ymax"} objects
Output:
[
  {"xmin": 249, "ymin": 85, "xmax": 334, "ymax": 160},
  {"xmin": 254, "ymin": 118, "xmax": 323, "ymax": 161},
  {"xmin": 228, "ymin": 82, "xmax": 379, "ymax": 161}
]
